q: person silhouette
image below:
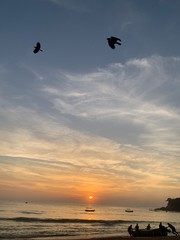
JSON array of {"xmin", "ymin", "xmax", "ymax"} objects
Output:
[
  {"xmin": 146, "ymin": 224, "xmax": 151, "ymax": 230},
  {"xmin": 168, "ymin": 223, "xmax": 178, "ymax": 236},
  {"xmin": 128, "ymin": 225, "xmax": 133, "ymax": 236},
  {"xmin": 135, "ymin": 223, "xmax": 139, "ymax": 231}
]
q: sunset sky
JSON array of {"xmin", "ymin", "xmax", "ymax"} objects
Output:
[{"xmin": 0, "ymin": 0, "xmax": 180, "ymax": 207}]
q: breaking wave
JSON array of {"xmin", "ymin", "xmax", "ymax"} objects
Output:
[{"xmin": 0, "ymin": 217, "xmax": 153, "ymax": 224}]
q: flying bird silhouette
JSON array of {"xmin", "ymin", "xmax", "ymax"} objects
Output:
[
  {"xmin": 33, "ymin": 42, "xmax": 43, "ymax": 54},
  {"xmin": 107, "ymin": 36, "xmax": 121, "ymax": 49}
]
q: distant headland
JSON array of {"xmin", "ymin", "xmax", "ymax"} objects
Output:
[{"xmin": 155, "ymin": 198, "xmax": 180, "ymax": 212}]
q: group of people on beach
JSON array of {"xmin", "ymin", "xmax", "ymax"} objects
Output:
[
  {"xmin": 159, "ymin": 222, "xmax": 178, "ymax": 235},
  {"xmin": 128, "ymin": 222, "xmax": 178, "ymax": 236},
  {"xmin": 127, "ymin": 223, "xmax": 151, "ymax": 234}
]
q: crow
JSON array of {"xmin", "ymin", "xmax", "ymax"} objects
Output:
[
  {"xmin": 33, "ymin": 42, "xmax": 43, "ymax": 54},
  {"xmin": 107, "ymin": 36, "xmax": 121, "ymax": 49}
]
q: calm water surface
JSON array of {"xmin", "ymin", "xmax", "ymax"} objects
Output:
[{"xmin": 0, "ymin": 201, "xmax": 179, "ymax": 239}]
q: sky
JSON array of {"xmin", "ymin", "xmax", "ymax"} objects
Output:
[{"xmin": 0, "ymin": 0, "xmax": 180, "ymax": 208}]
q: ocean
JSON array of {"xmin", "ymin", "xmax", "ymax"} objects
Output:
[{"xmin": 0, "ymin": 201, "xmax": 179, "ymax": 239}]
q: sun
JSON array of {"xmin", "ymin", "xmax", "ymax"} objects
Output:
[{"xmin": 89, "ymin": 196, "xmax": 93, "ymax": 200}]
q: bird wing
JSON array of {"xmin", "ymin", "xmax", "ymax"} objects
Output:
[
  {"xmin": 33, "ymin": 42, "xmax": 41, "ymax": 53},
  {"xmin": 111, "ymin": 36, "xmax": 121, "ymax": 42},
  {"xmin": 33, "ymin": 48, "xmax": 38, "ymax": 53},
  {"xmin": 108, "ymin": 40, "xmax": 115, "ymax": 49},
  {"xmin": 36, "ymin": 42, "xmax": 41, "ymax": 49}
]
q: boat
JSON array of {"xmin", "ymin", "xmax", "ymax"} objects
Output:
[
  {"xmin": 125, "ymin": 208, "xmax": 133, "ymax": 212},
  {"xmin": 131, "ymin": 228, "xmax": 170, "ymax": 237},
  {"xmin": 85, "ymin": 207, "xmax": 95, "ymax": 212}
]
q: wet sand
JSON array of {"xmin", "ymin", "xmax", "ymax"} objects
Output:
[
  {"xmin": 18, "ymin": 235, "xmax": 180, "ymax": 240},
  {"xmin": 90, "ymin": 236, "xmax": 180, "ymax": 240}
]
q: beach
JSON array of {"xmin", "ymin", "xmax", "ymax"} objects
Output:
[
  {"xmin": 17, "ymin": 236, "xmax": 180, "ymax": 240},
  {"xmin": 90, "ymin": 236, "xmax": 180, "ymax": 240}
]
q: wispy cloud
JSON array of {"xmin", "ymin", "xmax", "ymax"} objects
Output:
[
  {"xmin": 41, "ymin": 56, "xmax": 180, "ymax": 154},
  {"xmin": 46, "ymin": 0, "xmax": 88, "ymax": 12},
  {"xmin": 0, "ymin": 55, "xmax": 180, "ymax": 205}
]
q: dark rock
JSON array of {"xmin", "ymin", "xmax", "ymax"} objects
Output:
[{"xmin": 155, "ymin": 198, "xmax": 180, "ymax": 212}]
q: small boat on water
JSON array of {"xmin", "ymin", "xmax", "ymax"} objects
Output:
[
  {"xmin": 131, "ymin": 228, "xmax": 170, "ymax": 237},
  {"xmin": 125, "ymin": 208, "xmax": 133, "ymax": 212},
  {"xmin": 85, "ymin": 207, "xmax": 95, "ymax": 212}
]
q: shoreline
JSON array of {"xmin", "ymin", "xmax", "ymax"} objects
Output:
[{"xmin": 12, "ymin": 235, "xmax": 180, "ymax": 240}]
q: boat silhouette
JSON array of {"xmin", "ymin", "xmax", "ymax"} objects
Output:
[{"xmin": 85, "ymin": 207, "xmax": 95, "ymax": 212}]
